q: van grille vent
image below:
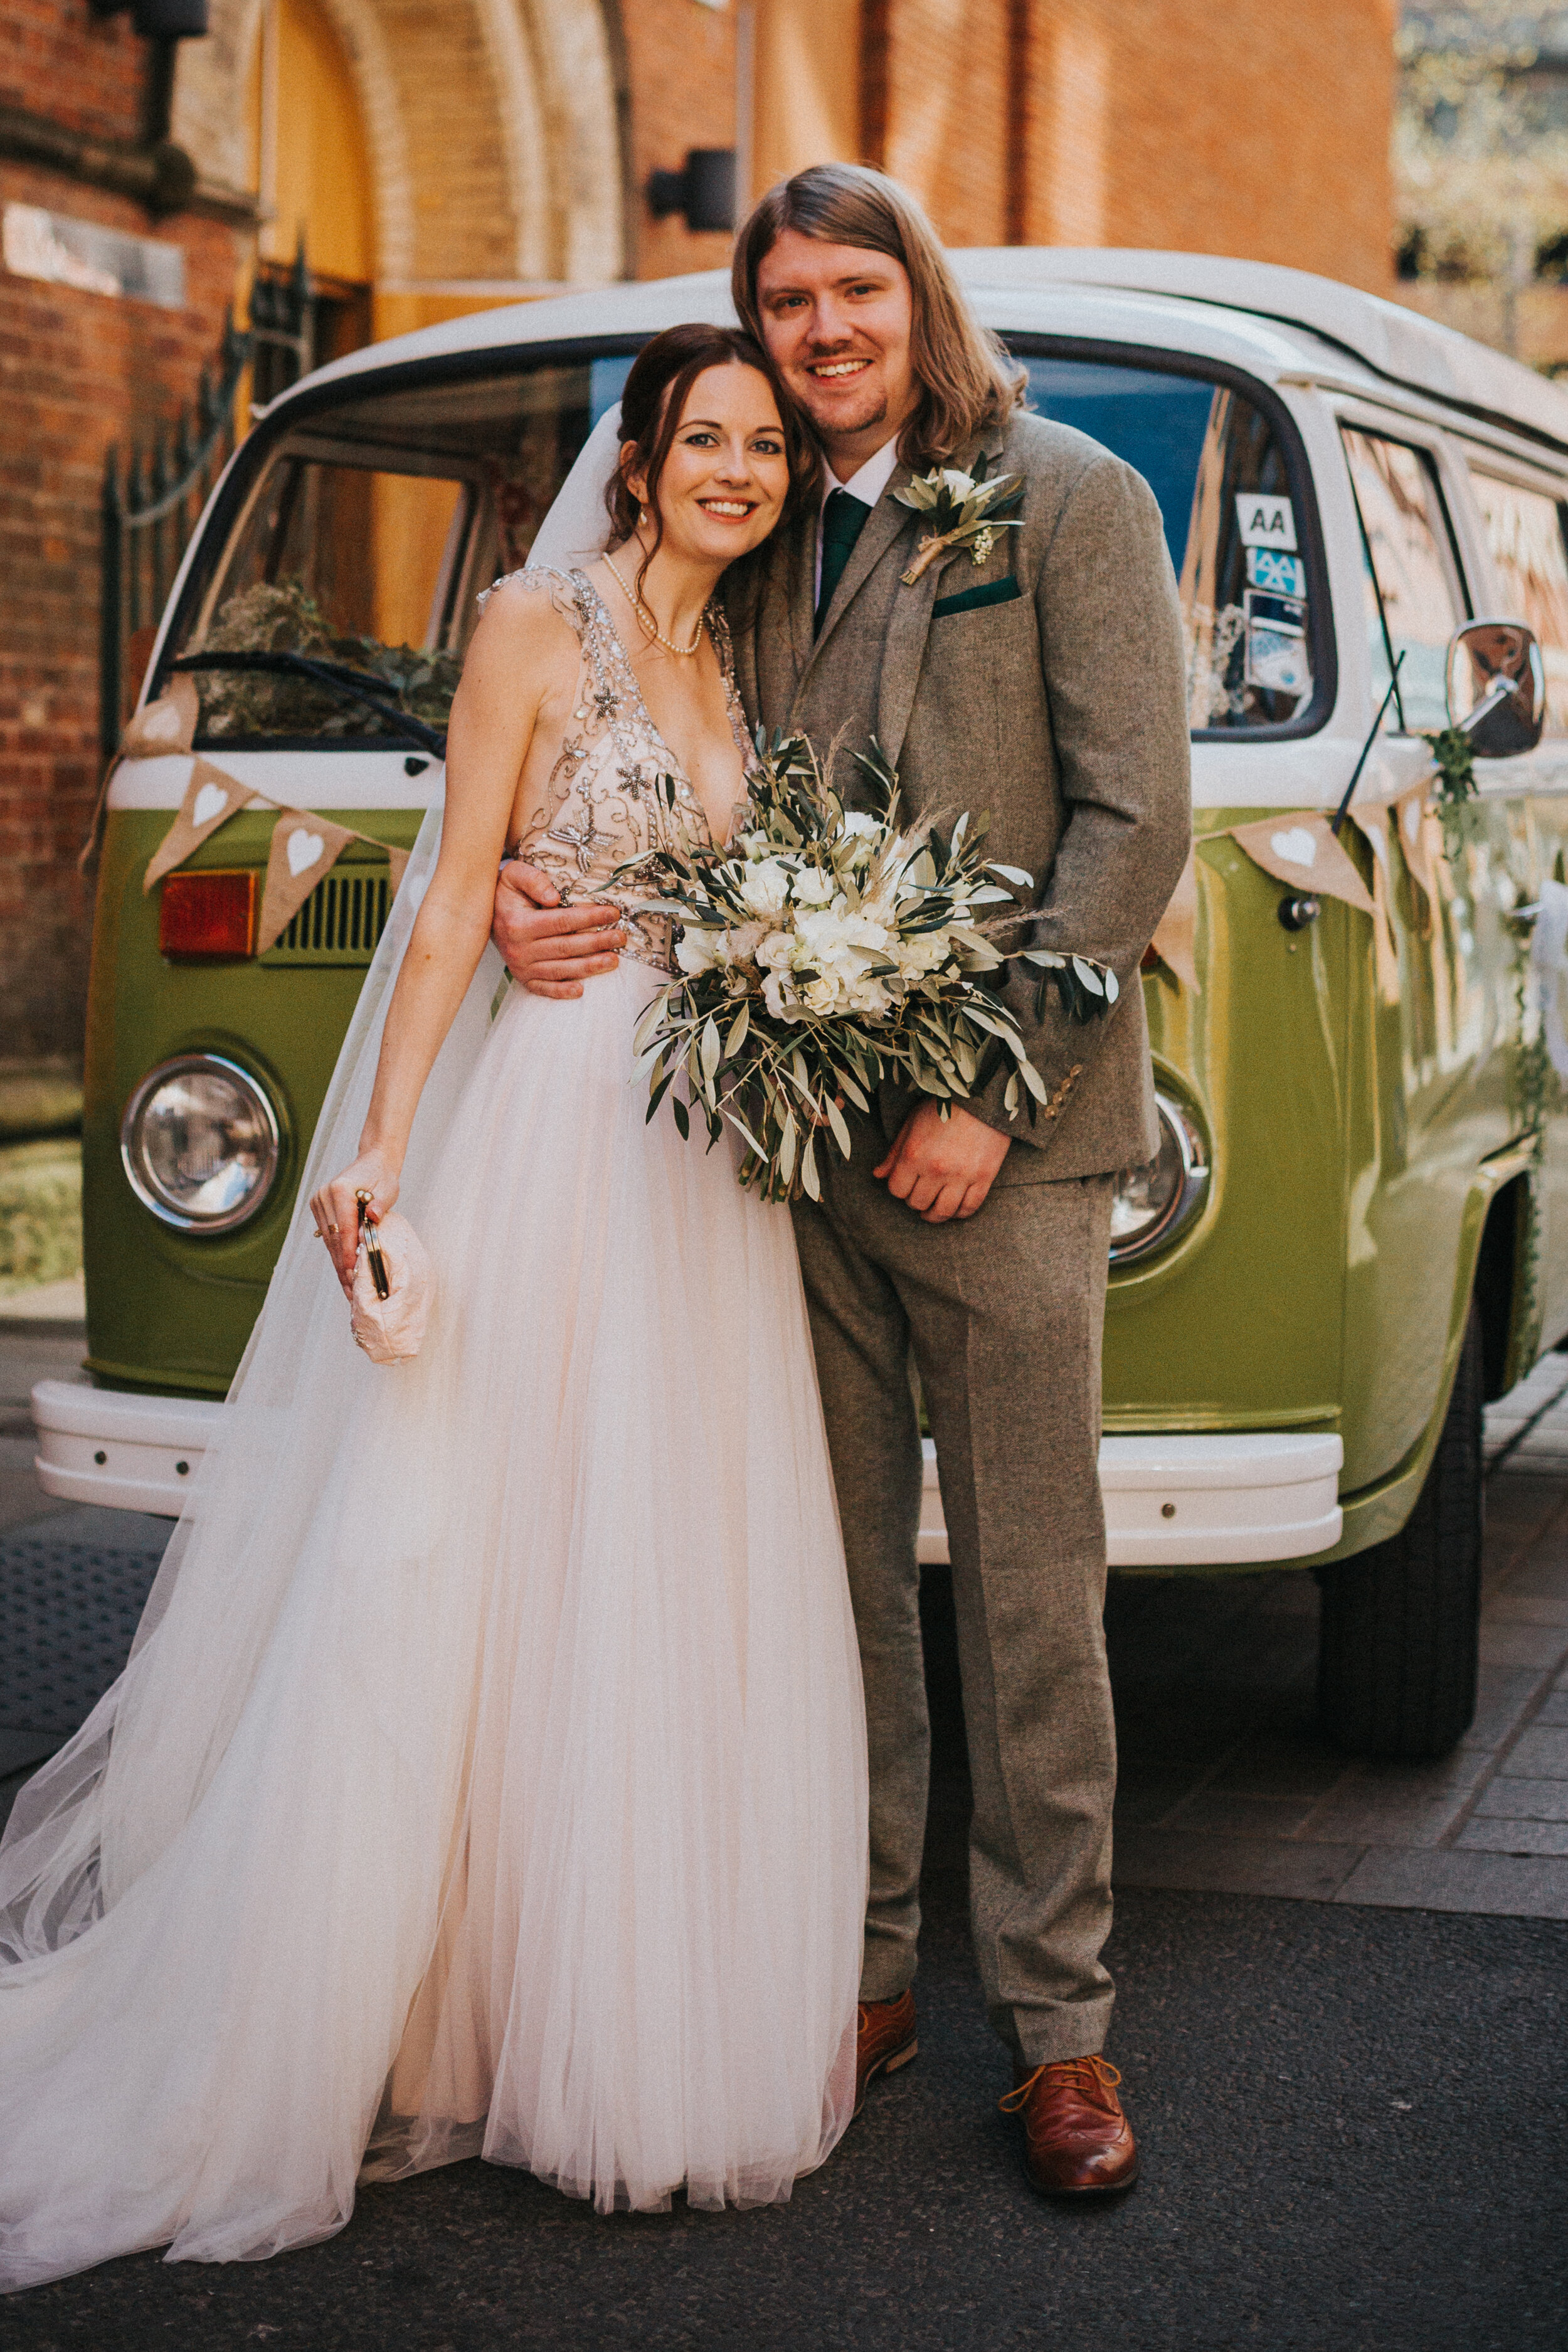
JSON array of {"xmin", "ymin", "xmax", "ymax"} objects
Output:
[{"xmin": 260, "ymin": 868, "xmax": 391, "ymax": 967}]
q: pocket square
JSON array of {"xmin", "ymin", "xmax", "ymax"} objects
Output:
[{"xmin": 932, "ymin": 575, "xmax": 1022, "ymax": 620}]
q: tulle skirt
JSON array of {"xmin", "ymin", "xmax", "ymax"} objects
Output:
[{"xmin": 0, "ymin": 960, "xmax": 867, "ymax": 2288}]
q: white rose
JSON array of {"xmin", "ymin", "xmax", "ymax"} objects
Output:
[
  {"xmin": 738, "ymin": 859, "xmax": 790, "ymax": 918},
  {"xmin": 940, "ymin": 467, "xmax": 976, "ymax": 499},
  {"xmin": 840, "ymin": 812, "xmax": 882, "ymax": 840},
  {"xmin": 801, "ymin": 973, "xmax": 840, "ymax": 1016},
  {"xmin": 755, "ymin": 929, "xmax": 798, "ymax": 972},
  {"xmin": 675, "ymin": 926, "xmax": 722, "ymax": 975},
  {"xmin": 763, "ymin": 970, "xmax": 800, "ymax": 1020},
  {"xmin": 790, "ymin": 866, "xmax": 835, "ymax": 906}
]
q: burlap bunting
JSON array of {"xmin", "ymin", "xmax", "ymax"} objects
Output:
[
  {"xmin": 257, "ymin": 812, "xmax": 362, "ymax": 953},
  {"xmin": 1149, "ymin": 849, "xmax": 1200, "ymax": 992},
  {"xmin": 143, "ymin": 757, "xmax": 262, "ymax": 893},
  {"xmin": 1146, "ymin": 789, "xmax": 1456, "ymax": 998},
  {"xmin": 1222, "ymin": 815, "xmax": 1377, "ymax": 914},
  {"xmin": 127, "ymin": 687, "xmax": 416, "ymax": 955}
]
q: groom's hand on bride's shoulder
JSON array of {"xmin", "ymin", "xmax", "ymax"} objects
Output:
[
  {"xmin": 874, "ymin": 1102, "xmax": 1010, "ymax": 1223},
  {"xmin": 491, "ymin": 860, "xmax": 626, "ymax": 999}
]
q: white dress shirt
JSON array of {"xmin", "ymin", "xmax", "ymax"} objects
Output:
[{"xmin": 814, "ymin": 437, "xmax": 901, "ymax": 603}]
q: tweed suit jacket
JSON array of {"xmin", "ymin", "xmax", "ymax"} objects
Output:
[{"xmin": 726, "ymin": 408, "xmax": 1192, "ymax": 1184}]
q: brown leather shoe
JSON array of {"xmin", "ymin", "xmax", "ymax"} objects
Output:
[
  {"xmin": 854, "ymin": 1991, "xmax": 918, "ymax": 2117},
  {"xmin": 999, "ymin": 2055, "xmax": 1140, "ymax": 2197}
]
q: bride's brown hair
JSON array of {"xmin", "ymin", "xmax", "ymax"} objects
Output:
[{"xmin": 605, "ymin": 323, "xmax": 818, "ymax": 601}]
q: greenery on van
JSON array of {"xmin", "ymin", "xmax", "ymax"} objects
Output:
[
  {"xmin": 1424, "ymin": 724, "xmax": 1485, "ymax": 853},
  {"xmin": 196, "ymin": 582, "xmax": 462, "ymax": 742}
]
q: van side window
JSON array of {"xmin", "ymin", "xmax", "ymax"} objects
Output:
[
  {"xmin": 1340, "ymin": 429, "xmax": 1468, "ymax": 731},
  {"xmin": 1020, "ymin": 359, "xmax": 1318, "ymax": 733},
  {"xmin": 1466, "ymin": 469, "xmax": 1568, "ymax": 735}
]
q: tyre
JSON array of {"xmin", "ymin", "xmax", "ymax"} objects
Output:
[{"xmin": 1316, "ymin": 1302, "xmax": 1483, "ymax": 1760}]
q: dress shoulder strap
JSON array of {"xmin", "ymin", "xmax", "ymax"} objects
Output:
[{"xmin": 474, "ymin": 564, "xmax": 589, "ymax": 633}]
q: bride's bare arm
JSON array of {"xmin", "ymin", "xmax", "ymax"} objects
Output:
[{"xmin": 309, "ymin": 586, "xmax": 561, "ymax": 1288}]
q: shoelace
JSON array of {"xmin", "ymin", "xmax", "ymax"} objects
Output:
[{"xmin": 997, "ymin": 2054, "xmax": 1122, "ymax": 2116}]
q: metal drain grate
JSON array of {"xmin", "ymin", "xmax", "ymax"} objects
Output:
[{"xmin": 0, "ymin": 1533, "xmax": 168, "ymax": 1737}]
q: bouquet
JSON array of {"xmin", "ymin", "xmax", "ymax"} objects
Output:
[{"xmin": 622, "ymin": 733, "xmax": 1118, "ymax": 1203}]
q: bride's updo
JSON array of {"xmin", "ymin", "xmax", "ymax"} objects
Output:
[{"xmin": 605, "ymin": 322, "xmax": 818, "ymax": 591}]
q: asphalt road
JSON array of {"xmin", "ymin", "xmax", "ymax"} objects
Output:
[
  {"xmin": 5, "ymin": 1883, "xmax": 1563, "ymax": 2352},
  {"xmin": 4, "ymin": 1318, "xmax": 1566, "ymax": 2348}
]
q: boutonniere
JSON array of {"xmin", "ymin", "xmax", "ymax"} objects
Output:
[{"xmin": 893, "ymin": 456, "xmax": 1024, "ymax": 585}]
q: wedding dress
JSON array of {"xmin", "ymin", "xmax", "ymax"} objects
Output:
[{"xmin": 0, "ymin": 558, "xmax": 867, "ymax": 2287}]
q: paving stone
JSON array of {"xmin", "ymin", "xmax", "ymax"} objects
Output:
[
  {"xmin": 1333, "ymin": 1845, "xmax": 1568, "ymax": 1917},
  {"xmin": 1483, "ymin": 1592, "xmax": 1568, "ymax": 1627},
  {"xmin": 1471, "ymin": 1776, "xmax": 1568, "ymax": 1821},
  {"xmin": 1500, "ymin": 1724, "xmax": 1568, "ymax": 1778},
  {"xmin": 1456, "ymin": 1818, "xmax": 1568, "ymax": 1856},
  {"xmin": 1296, "ymin": 1793, "xmax": 1473, "ymax": 1848},
  {"xmin": 1476, "ymin": 1619, "xmax": 1568, "ymax": 1668},
  {"xmin": 1458, "ymin": 1668, "xmax": 1547, "ymax": 1749},
  {"xmin": 1112, "ymin": 1828, "xmax": 1362, "ymax": 1902},
  {"xmin": 1207, "ymin": 1730, "xmax": 1351, "ymax": 1799},
  {"xmin": 1533, "ymin": 1687, "xmax": 1568, "ymax": 1726},
  {"xmin": 1163, "ymin": 1790, "xmax": 1320, "ymax": 1838},
  {"xmin": 1336, "ymin": 1750, "xmax": 1490, "ymax": 1794},
  {"xmin": 1111, "ymin": 1774, "xmax": 1197, "ymax": 1830}
]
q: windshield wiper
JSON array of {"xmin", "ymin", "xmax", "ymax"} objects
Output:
[{"xmin": 167, "ymin": 651, "xmax": 447, "ymax": 755}]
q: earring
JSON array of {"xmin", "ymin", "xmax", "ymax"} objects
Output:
[{"xmin": 639, "ymin": 507, "xmax": 649, "ymax": 525}]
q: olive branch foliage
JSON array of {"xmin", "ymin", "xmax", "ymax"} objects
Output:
[{"xmin": 618, "ymin": 729, "xmax": 1116, "ymax": 1203}]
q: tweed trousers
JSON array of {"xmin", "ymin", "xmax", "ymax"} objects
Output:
[{"xmin": 793, "ymin": 1125, "xmax": 1118, "ymax": 2067}]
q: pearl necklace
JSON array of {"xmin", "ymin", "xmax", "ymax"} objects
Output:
[{"xmin": 603, "ymin": 552, "xmax": 706, "ymax": 657}]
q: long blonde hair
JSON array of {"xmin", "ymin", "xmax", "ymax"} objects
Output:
[{"xmin": 731, "ymin": 162, "xmax": 1026, "ymax": 469}]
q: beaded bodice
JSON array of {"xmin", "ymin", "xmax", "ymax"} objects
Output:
[{"xmin": 483, "ymin": 565, "xmax": 756, "ymax": 973}]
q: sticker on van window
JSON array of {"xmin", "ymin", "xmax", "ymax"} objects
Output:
[
  {"xmin": 1236, "ymin": 492, "xmax": 1297, "ymax": 551},
  {"xmin": 1244, "ymin": 590, "xmax": 1311, "ymax": 697},
  {"xmin": 1246, "ymin": 544, "xmax": 1306, "ymax": 598}
]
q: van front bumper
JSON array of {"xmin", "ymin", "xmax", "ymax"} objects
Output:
[
  {"xmin": 34, "ymin": 1379, "xmax": 1345, "ymax": 1563},
  {"xmin": 33, "ymin": 1379, "xmax": 226, "ymax": 1515},
  {"xmin": 921, "ymin": 1431, "xmax": 1343, "ymax": 1567}
]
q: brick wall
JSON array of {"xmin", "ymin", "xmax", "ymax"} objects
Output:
[
  {"xmin": 1, "ymin": 0, "xmax": 147, "ymax": 142},
  {"xmin": 1, "ymin": 6, "xmax": 244, "ymax": 1060},
  {"xmin": 618, "ymin": 0, "xmax": 737, "ymax": 282}
]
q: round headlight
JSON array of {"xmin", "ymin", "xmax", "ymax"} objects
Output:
[
  {"xmin": 1110, "ymin": 1091, "xmax": 1209, "ymax": 1264},
  {"xmin": 120, "ymin": 1054, "xmax": 280, "ymax": 1233}
]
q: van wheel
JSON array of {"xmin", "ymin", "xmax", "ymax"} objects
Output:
[{"xmin": 1316, "ymin": 1303, "xmax": 1483, "ymax": 1761}]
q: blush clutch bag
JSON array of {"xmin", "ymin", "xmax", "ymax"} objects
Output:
[{"xmin": 349, "ymin": 1192, "xmax": 434, "ymax": 1364}]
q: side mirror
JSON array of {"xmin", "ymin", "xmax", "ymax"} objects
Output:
[{"xmin": 1444, "ymin": 618, "xmax": 1545, "ymax": 756}]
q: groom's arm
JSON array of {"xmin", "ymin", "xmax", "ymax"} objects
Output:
[
  {"xmin": 492, "ymin": 860, "xmax": 625, "ymax": 997},
  {"xmin": 967, "ymin": 451, "xmax": 1192, "ymax": 1146}
]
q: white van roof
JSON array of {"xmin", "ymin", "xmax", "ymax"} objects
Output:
[
  {"xmin": 266, "ymin": 248, "xmax": 1568, "ymax": 457},
  {"xmin": 952, "ymin": 248, "xmax": 1568, "ymax": 453}
]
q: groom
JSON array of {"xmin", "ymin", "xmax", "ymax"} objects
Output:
[{"xmin": 493, "ymin": 164, "xmax": 1190, "ymax": 2198}]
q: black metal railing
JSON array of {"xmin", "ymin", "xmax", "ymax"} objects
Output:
[
  {"xmin": 98, "ymin": 245, "xmax": 323, "ymax": 761},
  {"xmin": 98, "ymin": 309, "xmax": 249, "ymax": 761}
]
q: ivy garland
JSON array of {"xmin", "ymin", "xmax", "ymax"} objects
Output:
[{"xmin": 1422, "ymin": 725, "xmax": 1486, "ymax": 856}]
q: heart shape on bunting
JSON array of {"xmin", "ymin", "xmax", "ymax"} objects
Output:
[
  {"xmin": 1226, "ymin": 815, "xmax": 1375, "ymax": 915},
  {"xmin": 142, "ymin": 756, "xmax": 262, "ymax": 894},
  {"xmin": 1269, "ymin": 826, "xmax": 1317, "ymax": 868},
  {"xmin": 257, "ymin": 812, "xmax": 359, "ymax": 953}
]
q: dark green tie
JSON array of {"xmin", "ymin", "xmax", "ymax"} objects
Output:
[{"xmin": 816, "ymin": 489, "xmax": 872, "ymax": 636}]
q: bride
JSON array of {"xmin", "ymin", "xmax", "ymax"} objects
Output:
[{"xmin": 0, "ymin": 324, "xmax": 867, "ymax": 2289}]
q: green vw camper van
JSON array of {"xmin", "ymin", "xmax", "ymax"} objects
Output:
[{"xmin": 35, "ymin": 252, "xmax": 1568, "ymax": 1761}]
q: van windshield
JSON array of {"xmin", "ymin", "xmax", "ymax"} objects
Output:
[
  {"xmin": 170, "ymin": 354, "xmax": 632, "ymax": 748},
  {"xmin": 169, "ymin": 344, "xmax": 1315, "ymax": 744}
]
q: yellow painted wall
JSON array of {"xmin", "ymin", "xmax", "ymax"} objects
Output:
[
  {"xmin": 258, "ymin": 0, "xmax": 373, "ymax": 279},
  {"xmin": 750, "ymin": 0, "xmax": 862, "ymax": 201}
]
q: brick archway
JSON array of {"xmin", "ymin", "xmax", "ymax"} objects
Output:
[{"xmin": 171, "ymin": 0, "xmax": 623, "ymax": 287}]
